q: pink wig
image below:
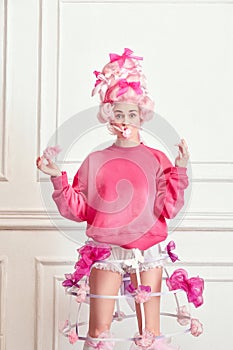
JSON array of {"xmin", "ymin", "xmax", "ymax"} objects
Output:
[{"xmin": 92, "ymin": 48, "xmax": 155, "ymax": 123}]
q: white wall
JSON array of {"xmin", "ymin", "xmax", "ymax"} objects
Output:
[{"xmin": 0, "ymin": 0, "xmax": 233, "ymax": 349}]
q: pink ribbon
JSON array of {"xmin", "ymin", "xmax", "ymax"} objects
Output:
[
  {"xmin": 166, "ymin": 268, "xmax": 204, "ymax": 308},
  {"xmin": 117, "ymin": 79, "xmax": 143, "ymax": 97},
  {"xmin": 62, "ymin": 242, "xmax": 111, "ymax": 287},
  {"xmin": 166, "ymin": 240, "xmax": 179, "ymax": 263},
  {"xmin": 109, "ymin": 48, "xmax": 143, "ymax": 68}
]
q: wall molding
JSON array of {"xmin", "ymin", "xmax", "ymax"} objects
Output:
[
  {"xmin": 0, "ymin": 256, "xmax": 7, "ymax": 350},
  {"xmin": 0, "ymin": 210, "xmax": 233, "ymax": 231},
  {"xmin": 35, "ymin": 257, "xmax": 75, "ymax": 350},
  {"xmin": 62, "ymin": 0, "xmax": 233, "ymax": 4},
  {"xmin": 0, "ymin": 0, "xmax": 8, "ymax": 182}
]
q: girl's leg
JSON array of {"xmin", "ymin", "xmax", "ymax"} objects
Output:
[
  {"xmin": 130, "ymin": 267, "xmax": 163, "ymax": 335},
  {"xmin": 88, "ymin": 267, "xmax": 122, "ymax": 337}
]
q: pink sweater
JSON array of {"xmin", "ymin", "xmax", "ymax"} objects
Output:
[{"xmin": 51, "ymin": 142, "xmax": 189, "ymax": 249}]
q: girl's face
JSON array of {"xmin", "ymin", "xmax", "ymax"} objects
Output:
[
  {"xmin": 111, "ymin": 102, "xmax": 141, "ymax": 140},
  {"xmin": 112, "ymin": 102, "xmax": 141, "ymax": 126}
]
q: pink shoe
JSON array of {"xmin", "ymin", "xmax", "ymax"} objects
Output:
[{"xmin": 83, "ymin": 330, "xmax": 115, "ymax": 350}]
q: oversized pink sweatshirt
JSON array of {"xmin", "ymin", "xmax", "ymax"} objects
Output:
[{"xmin": 51, "ymin": 142, "xmax": 189, "ymax": 250}]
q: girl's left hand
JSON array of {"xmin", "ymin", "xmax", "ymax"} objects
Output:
[{"xmin": 175, "ymin": 139, "xmax": 190, "ymax": 168}]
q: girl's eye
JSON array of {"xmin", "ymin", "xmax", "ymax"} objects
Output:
[
  {"xmin": 115, "ymin": 114, "xmax": 123, "ymax": 119},
  {"xmin": 129, "ymin": 113, "xmax": 137, "ymax": 118}
]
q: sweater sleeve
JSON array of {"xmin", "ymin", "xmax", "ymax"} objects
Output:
[
  {"xmin": 50, "ymin": 163, "xmax": 88, "ymax": 222},
  {"xmin": 153, "ymin": 151, "xmax": 189, "ymax": 219}
]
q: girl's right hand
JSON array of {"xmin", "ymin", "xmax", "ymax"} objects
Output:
[{"xmin": 36, "ymin": 155, "xmax": 62, "ymax": 177}]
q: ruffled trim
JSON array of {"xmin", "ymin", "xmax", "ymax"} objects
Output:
[
  {"xmin": 126, "ymin": 261, "xmax": 164, "ymax": 273},
  {"xmin": 92, "ymin": 262, "xmax": 125, "ymax": 275}
]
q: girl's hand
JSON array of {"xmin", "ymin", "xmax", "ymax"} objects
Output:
[
  {"xmin": 36, "ymin": 155, "xmax": 62, "ymax": 177},
  {"xmin": 175, "ymin": 139, "xmax": 190, "ymax": 168}
]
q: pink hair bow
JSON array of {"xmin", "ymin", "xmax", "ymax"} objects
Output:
[
  {"xmin": 166, "ymin": 241, "xmax": 179, "ymax": 263},
  {"xmin": 117, "ymin": 79, "xmax": 143, "ymax": 97},
  {"xmin": 62, "ymin": 242, "xmax": 111, "ymax": 287},
  {"xmin": 166, "ymin": 268, "xmax": 204, "ymax": 308},
  {"xmin": 109, "ymin": 48, "xmax": 143, "ymax": 68}
]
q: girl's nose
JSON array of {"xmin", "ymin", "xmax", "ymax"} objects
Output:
[{"xmin": 123, "ymin": 115, "xmax": 130, "ymax": 124}]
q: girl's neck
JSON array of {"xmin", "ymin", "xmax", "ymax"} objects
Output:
[{"xmin": 114, "ymin": 137, "xmax": 141, "ymax": 148}]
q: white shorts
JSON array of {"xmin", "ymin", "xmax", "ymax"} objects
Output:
[{"xmin": 89, "ymin": 240, "xmax": 165, "ymax": 275}]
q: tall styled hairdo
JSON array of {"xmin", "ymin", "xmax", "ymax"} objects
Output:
[{"xmin": 91, "ymin": 48, "xmax": 155, "ymax": 123}]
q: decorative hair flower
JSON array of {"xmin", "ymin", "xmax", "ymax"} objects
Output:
[
  {"xmin": 126, "ymin": 283, "xmax": 151, "ymax": 303},
  {"xmin": 68, "ymin": 330, "xmax": 79, "ymax": 344},
  {"xmin": 166, "ymin": 241, "xmax": 179, "ymax": 263},
  {"xmin": 166, "ymin": 269, "xmax": 204, "ymax": 308},
  {"xmin": 42, "ymin": 145, "xmax": 61, "ymax": 159},
  {"xmin": 75, "ymin": 281, "xmax": 90, "ymax": 303},
  {"xmin": 190, "ymin": 318, "xmax": 203, "ymax": 337},
  {"xmin": 176, "ymin": 305, "xmax": 191, "ymax": 326}
]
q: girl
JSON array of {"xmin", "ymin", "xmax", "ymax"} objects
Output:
[{"xmin": 36, "ymin": 48, "xmax": 190, "ymax": 350}]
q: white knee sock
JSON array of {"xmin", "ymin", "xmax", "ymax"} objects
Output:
[{"xmin": 83, "ymin": 331, "xmax": 115, "ymax": 350}]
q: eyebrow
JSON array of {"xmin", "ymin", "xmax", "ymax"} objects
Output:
[{"xmin": 114, "ymin": 110, "xmax": 138, "ymax": 113}]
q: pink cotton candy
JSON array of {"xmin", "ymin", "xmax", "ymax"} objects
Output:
[
  {"xmin": 190, "ymin": 318, "xmax": 203, "ymax": 337},
  {"xmin": 43, "ymin": 145, "xmax": 61, "ymax": 159},
  {"xmin": 126, "ymin": 283, "xmax": 151, "ymax": 304},
  {"xmin": 176, "ymin": 305, "xmax": 190, "ymax": 326},
  {"xmin": 68, "ymin": 330, "xmax": 79, "ymax": 344},
  {"xmin": 75, "ymin": 282, "xmax": 90, "ymax": 303},
  {"xmin": 134, "ymin": 329, "xmax": 155, "ymax": 348}
]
